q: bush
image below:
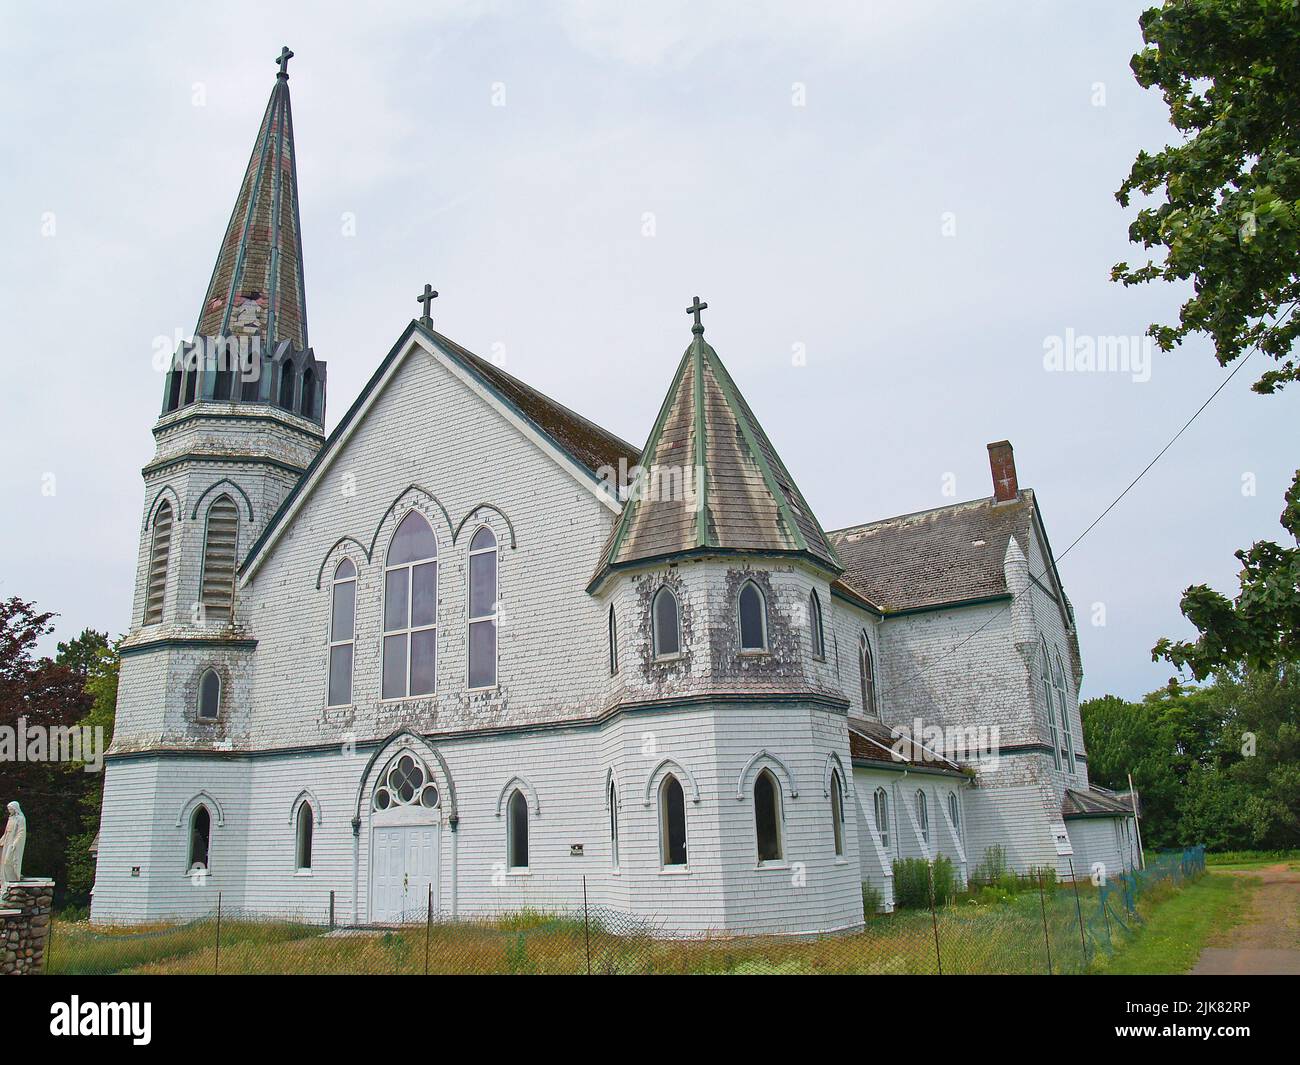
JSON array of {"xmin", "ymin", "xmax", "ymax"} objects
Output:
[
  {"xmin": 861, "ymin": 882, "xmax": 883, "ymax": 917},
  {"xmin": 1027, "ymin": 865, "xmax": 1058, "ymax": 894},
  {"xmin": 931, "ymin": 856, "xmax": 956, "ymax": 905},
  {"xmin": 973, "ymin": 844, "xmax": 1008, "ymax": 883},
  {"xmin": 892, "ymin": 858, "xmax": 931, "ymax": 908}
]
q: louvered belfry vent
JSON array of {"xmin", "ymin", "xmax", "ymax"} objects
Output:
[
  {"xmin": 201, "ymin": 495, "xmax": 240, "ymax": 622},
  {"xmin": 144, "ymin": 501, "xmax": 173, "ymax": 625}
]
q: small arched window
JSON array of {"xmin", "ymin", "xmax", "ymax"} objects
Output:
[
  {"xmin": 143, "ymin": 499, "xmax": 174, "ymax": 625},
  {"xmin": 608, "ymin": 604, "xmax": 618, "ymax": 676},
  {"xmin": 507, "ymin": 789, "xmax": 529, "ymax": 870},
  {"xmin": 200, "ymin": 494, "xmax": 239, "ymax": 623},
  {"xmin": 1040, "ymin": 640, "xmax": 1060, "ymax": 770},
  {"xmin": 301, "ymin": 366, "xmax": 316, "ymax": 420},
  {"xmin": 652, "ymin": 586, "xmax": 680, "ymax": 658},
  {"xmin": 198, "ymin": 668, "xmax": 221, "ymax": 720},
  {"xmin": 860, "ymin": 632, "xmax": 879, "ymax": 718},
  {"xmin": 327, "ymin": 558, "xmax": 356, "ymax": 706},
  {"xmin": 278, "ymin": 361, "xmax": 296, "ymax": 410},
  {"xmin": 1054, "ymin": 652, "xmax": 1075, "ymax": 774},
  {"xmin": 830, "ymin": 768, "xmax": 844, "ymax": 856},
  {"xmin": 165, "ymin": 368, "xmax": 182, "ymax": 412},
  {"xmin": 189, "ymin": 805, "xmax": 211, "ymax": 872},
  {"xmin": 948, "ymin": 791, "xmax": 960, "ymax": 839},
  {"xmin": 608, "ymin": 777, "xmax": 619, "ymax": 869},
  {"xmin": 916, "ymin": 789, "xmax": 929, "ymax": 844},
  {"xmin": 659, "ymin": 774, "xmax": 687, "ymax": 867},
  {"xmin": 383, "ymin": 511, "xmax": 438, "ymax": 699},
  {"xmin": 809, "ymin": 590, "xmax": 825, "ymax": 659},
  {"xmin": 874, "ymin": 787, "xmax": 890, "ymax": 849},
  {"xmin": 754, "ymin": 768, "xmax": 783, "ymax": 863},
  {"xmin": 738, "ymin": 581, "xmax": 767, "ymax": 651},
  {"xmin": 295, "ymin": 802, "xmax": 313, "ymax": 872},
  {"xmin": 467, "ymin": 526, "xmax": 498, "ymax": 689},
  {"xmin": 182, "ymin": 365, "xmax": 197, "ymax": 406}
]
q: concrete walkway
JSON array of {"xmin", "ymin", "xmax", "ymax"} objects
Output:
[{"xmin": 1192, "ymin": 863, "xmax": 1300, "ymax": 975}]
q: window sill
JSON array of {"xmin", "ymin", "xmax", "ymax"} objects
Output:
[
  {"xmin": 294, "ymin": 869, "xmax": 313, "ymax": 878},
  {"xmin": 738, "ymin": 649, "xmax": 770, "ymax": 658},
  {"xmin": 756, "ymin": 861, "xmax": 789, "ymax": 871},
  {"xmin": 659, "ymin": 865, "xmax": 690, "ymax": 876},
  {"xmin": 378, "ymin": 694, "xmax": 437, "ymax": 705},
  {"xmin": 466, "ymin": 684, "xmax": 498, "ymax": 695},
  {"xmin": 653, "ymin": 653, "xmax": 684, "ymax": 664},
  {"xmin": 507, "ymin": 867, "xmax": 530, "ymax": 877}
]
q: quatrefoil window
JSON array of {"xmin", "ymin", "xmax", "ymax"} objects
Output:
[{"xmin": 373, "ymin": 753, "xmax": 439, "ymax": 811}]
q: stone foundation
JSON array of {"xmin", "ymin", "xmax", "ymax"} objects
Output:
[{"xmin": 1, "ymin": 879, "xmax": 55, "ymax": 974}]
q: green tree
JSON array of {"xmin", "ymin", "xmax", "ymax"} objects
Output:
[
  {"xmin": 63, "ymin": 640, "xmax": 118, "ymax": 906},
  {"xmin": 1113, "ymin": 0, "xmax": 1300, "ymax": 677}
]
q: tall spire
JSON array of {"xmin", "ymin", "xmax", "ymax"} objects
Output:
[{"xmin": 194, "ymin": 46, "xmax": 308, "ymax": 352}]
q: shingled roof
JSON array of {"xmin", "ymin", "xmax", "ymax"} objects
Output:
[
  {"xmin": 848, "ymin": 719, "xmax": 964, "ymax": 774},
  {"xmin": 828, "ymin": 492, "xmax": 1038, "ymax": 614},
  {"xmin": 591, "ymin": 325, "xmax": 839, "ymax": 585},
  {"xmin": 1062, "ymin": 787, "xmax": 1135, "ymax": 820},
  {"xmin": 194, "ymin": 60, "xmax": 308, "ymax": 352}
]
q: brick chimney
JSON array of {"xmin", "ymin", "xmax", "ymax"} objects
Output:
[{"xmin": 987, "ymin": 440, "xmax": 1018, "ymax": 502}]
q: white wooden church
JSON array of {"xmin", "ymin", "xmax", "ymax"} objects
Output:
[{"xmin": 91, "ymin": 53, "xmax": 1140, "ymax": 932}]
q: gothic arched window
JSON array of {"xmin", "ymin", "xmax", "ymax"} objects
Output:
[
  {"xmin": 189, "ymin": 805, "xmax": 211, "ymax": 872},
  {"xmin": 1040, "ymin": 640, "xmax": 1060, "ymax": 770},
  {"xmin": 200, "ymin": 494, "xmax": 239, "ymax": 622},
  {"xmin": 467, "ymin": 526, "xmax": 498, "ymax": 689},
  {"xmin": 608, "ymin": 777, "xmax": 619, "ymax": 868},
  {"xmin": 198, "ymin": 668, "xmax": 221, "ymax": 720},
  {"xmin": 916, "ymin": 789, "xmax": 929, "ymax": 844},
  {"xmin": 830, "ymin": 768, "xmax": 845, "ymax": 856},
  {"xmin": 278, "ymin": 361, "xmax": 296, "ymax": 410},
  {"xmin": 652, "ymin": 586, "xmax": 680, "ymax": 658},
  {"xmin": 948, "ymin": 791, "xmax": 960, "ymax": 839},
  {"xmin": 507, "ymin": 789, "xmax": 529, "ymax": 870},
  {"xmin": 608, "ymin": 604, "xmax": 618, "ymax": 676},
  {"xmin": 382, "ymin": 511, "xmax": 438, "ymax": 699},
  {"xmin": 659, "ymin": 774, "xmax": 687, "ymax": 867},
  {"xmin": 295, "ymin": 802, "xmax": 313, "ymax": 871},
  {"xmin": 754, "ymin": 768, "xmax": 783, "ymax": 863},
  {"xmin": 143, "ymin": 499, "xmax": 173, "ymax": 626},
  {"xmin": 372, "ymin": 753, "xmax": 439, "ymax": 812},
  {"xmin": 738, "ymin": 581, "xmax": 767, "ymax": 651},
  {"xmin": 327, "ymin": 558, "xmax": 356, "ymax": 706},
  {"xmin": 860, "ymin": 632, "xmax": 879, "ymax": 718},
  {"xmin": 1054, "ymin": 652, "xmax": 1075, "ymax": 774},
  {"xmin": 809, "ymin": 590, "xmax": 825, "ymax": 659},
  {"xmin": 874, "ymin": 787, "xmax": 890, "ymax": 849},
  {"xmin": 301, "ymin": 366, "xmax": 316, "ymax": 420}
]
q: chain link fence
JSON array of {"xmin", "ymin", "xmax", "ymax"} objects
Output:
[{"xmin": 46, "ymin": 847, "xmax": 1204, "ymax": 975}]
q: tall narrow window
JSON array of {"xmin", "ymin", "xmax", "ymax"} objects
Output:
[
  {"xmin": 301, "ymin": 366, "xmax": 316, "ymax": 420},
  {"xmin": 200, "ymin": 494, "xmax": 239, "ymax": 623},
  {"xmin": 916, "ymin": 790, "xmax": 929, "ymax": 844},
  {"xmin": 198, "ymin": 668, "xmax": 221, "ymax": 720},
  {"xmin": 327, "ymin": 558, "xmax": 356, "ymax": 706},
  {"xmin": 143, "ymin": 500, "xmax": 173, "ymax": 625},
  {"xmin": 652, "ymin": 586, "xmax": 680, "ymax": 658},
  {"xmin": 382, "ymin": 511, "xmax": 438, "ymax": 699},
  {"xmin": 278, "ymin": 361, "xmax": 296, "ymax": 410},
  {"xmin": 296, "ymin": 803, "xmax": 313, "ymax": 871},
  {"xmin": 830, "ymin": 769, "xmax": 845, "ymax": 856},
  {"xmin": 948, "ymin": 792, "xmax": 960, "ymax": 838},
  {"xmin": 182, "ymin": 366, "xmax": 197, "ymax": 406},
  {"xmin": 659, "ymin": 774, "xmax": 687, "ymax": 867},
  {"xmin": 1040, "ymin": 641, "xmax": 1060, "ymax": 770},
  {"xmin": 754, "ymin": 768, "xmax": 783, "ymax": 863},
  {"xmin": 507, "ymin": 789, "xmax": 529, "ymax": 870},
  {"xmin": 165, "ymin": 368, "xmax": 182, "ymax": 412},
  {"xmin": 874, "ymin": 787, "xmax": 890, "ymax": 849},
  {"xmin": 1054, "ymin": 652, "xmax": 1074, "ymax": 774},
  {"xmin": 738, "ymin": 581, "xmax": 767, "ymax": 651},
  {"xmin": 608, "ymin": 604, "xmax": 618, "ymax": 675},
  {"xmin": 467, "ymin": 526, "xmax": 498, "ymax": 689},
  {"xmin": 860, "ymin": 633, "xmax": 879, "ymax": 718},
  {"xmin": 189, "ymin": 805, "xmax": 211, "ymax": 872},
  {"xmin": 608, "ymin": 778, "xmax": 619, "ymax": 868},
  {"xmin": 809, "ymin": 590, "xmax": 825, "ymax": 659}
]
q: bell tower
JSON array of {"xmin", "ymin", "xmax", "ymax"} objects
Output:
[{"xmin": 115, "ymin": 47, "xmax": 325, "ymax": 749}]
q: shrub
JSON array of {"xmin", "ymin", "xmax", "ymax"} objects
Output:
[
  {"xmin": 892, "ymin": 858, "xmax": 931, "ymax": 908},
  {"xmin": 1027, "ymin": 865, "xmax": 1058, "ymax": 894},
  {"xmin": 861, "ymin": 882, "xmax": 883, "ymax": 917},
  {"xmin": 931, "ymin": 856, "xmax": 956, "ymax": 905},
  {"xmin": 973, "ymin": 844, "xmax": 1008, "ymax": 883}
]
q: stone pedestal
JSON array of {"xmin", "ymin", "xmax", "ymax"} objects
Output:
[{"xmin": 1, "ymin": 879, "xmax": 54, "ymax": 974}]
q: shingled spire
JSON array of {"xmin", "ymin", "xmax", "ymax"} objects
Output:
[
  {"xmin": 591, "ymin": 302, "xmax": 839, "ymax": 587},
  {"xmin": 194, "ymin": 46, "xmax": 308, "ymax": 352}
]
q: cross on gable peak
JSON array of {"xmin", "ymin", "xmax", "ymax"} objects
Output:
[
  {"xmin": 416, "ymin": 283, "xmax": 439, "ymax": 321},
  {"xmin": 276, "ymin": 46, "xmax": 294, "ymax": 78},
  {"xmin": 686, "ymin": 295, "xmax": 708, "ymax": 335}
]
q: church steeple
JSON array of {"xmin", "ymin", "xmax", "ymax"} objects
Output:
[{"xmin": 195, "ymin": 46, "xmax": 308, "ymax": 352}]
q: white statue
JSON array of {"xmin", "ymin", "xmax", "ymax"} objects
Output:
[{"xmin": 0, "ymin": 801, "xmax": 26, "ymax": 898}]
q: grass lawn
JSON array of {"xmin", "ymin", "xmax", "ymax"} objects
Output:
[
  {"xmin": 1205, "ymin": 849, "xmax": 1300, "ymax": 872},
  {"xmin": 1091, "ymin": 872, "xmax": 1257, "ymax": 975}
]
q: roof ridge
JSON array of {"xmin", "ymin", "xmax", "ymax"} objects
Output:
[{"xmin": 828, "ymin": 489, "xmax": 1034, "ymax": 538}]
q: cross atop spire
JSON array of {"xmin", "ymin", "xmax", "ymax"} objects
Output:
[
  {"xmin": 276, "ymin": 46, "xmax": 294, "ymax": 78},
  {"xmin": 417, "ymin": 284, "xmax": 439, "ymax": 322},
  {"xmin": 686, "ymin": 295, "xmax": 708, "ymax": 336}
]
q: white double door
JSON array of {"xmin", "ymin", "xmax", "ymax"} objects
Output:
[{"xmin": 371, "ymin": 824, "xmax": 439, "ymax": 923}]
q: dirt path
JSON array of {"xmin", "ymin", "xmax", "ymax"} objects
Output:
[{"xmin": 1191, "ymin": 863, "xmax": 1300, "ymax": 975}]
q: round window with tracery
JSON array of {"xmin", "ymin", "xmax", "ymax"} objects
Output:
[{"xmin": 373, "ymin": 753, "xmax": 439, "ymax": 811}]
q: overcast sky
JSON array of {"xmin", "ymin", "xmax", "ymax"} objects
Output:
[{"xmin": 1, "ymin": 1, "xmax": 1294, "ymax": 700}]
